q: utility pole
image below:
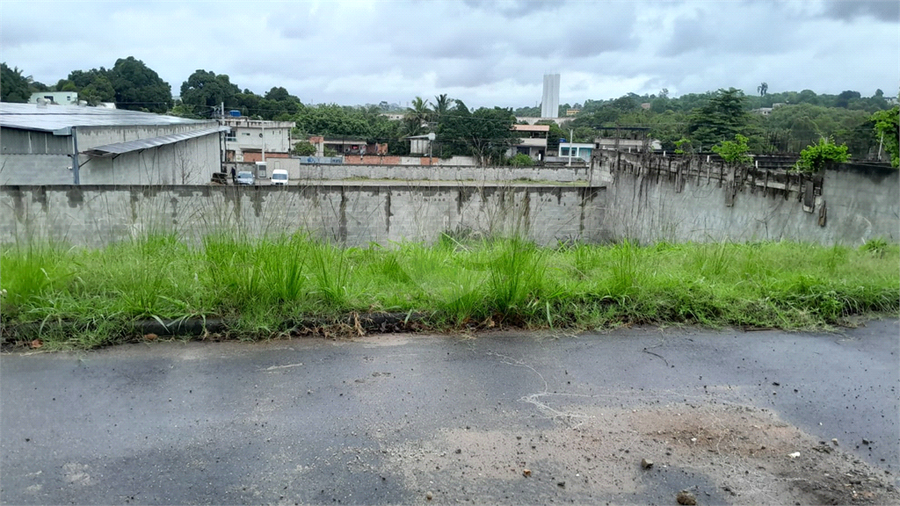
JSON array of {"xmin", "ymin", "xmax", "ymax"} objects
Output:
[{"xmin": 71, "ymin": 126, "xmax": 80, "ymax": 185}]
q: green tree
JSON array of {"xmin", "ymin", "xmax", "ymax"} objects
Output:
[
  {"xmin": 711, "ymin": 134, "xmax": 752, "ymax": 165},
  {"xmin": 0, "ymin": 63, "xmax": 31, "ymax": 102},
  {"xmin": 795, "ymin": 137, "xmax": 850, "ymax": 173},
  {"xmin": 432, "ymin": 93, "xmax": 452, "ymax": 121},
  {"xmin": 871, "ymin": 106, "xmax": 899, "ymax": 167},
  {"xmin": 291, "ymin": 140, "xmax": 317, "ymax": 156},
  {"xmin": 835, "ymin": 90, "xmax": 861, "ymax": 108},
  {"xmin": 180, "ymin": 69, "xmax": 240, "ymax": 117},
  {"xmin": 687, "ymin": 88, "xmax": 750, "ymax": 150},
  {"xmin": 404, "ymin": 96, "xmax": 431, "ymax": 136},
  {"xmin": 460, "ymin": 106, "xmax": 519, "ymax": 165},
  {"xmin": 757, "ymin": 82, "xmax": 768, "ymax": 97},
  {"xmin": 80, "ymin": 75, "xmax": 116, "ymax": 105},
  {"xmin": 674, "ymin": 137, "xmax": 694, "ymax": 155},
  {"xmin": 108, "ymin": 57, "xmax": 172, "ymax": 112}
]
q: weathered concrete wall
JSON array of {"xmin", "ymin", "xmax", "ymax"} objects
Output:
[
  {"xmin": 599, "ymin": 151, "xmax": 899, "ymax": 245},
  {"xmin": 0, "ymin": 184, "xmax": 605, "ymax": 248},
  {"xmin": 2, "ymin": 151, "xmax": 893, "ymax": 249},
  {"xmin": 265, "ymin": 159, "xmax": 593, "ymax": 183}
]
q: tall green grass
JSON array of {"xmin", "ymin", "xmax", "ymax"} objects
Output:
[{"xmin": 1, "ymin": 234, "xmax": 897, "ymax": 349}]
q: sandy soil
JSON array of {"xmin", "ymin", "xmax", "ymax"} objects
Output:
[{"xmin": 379, "ymin": 402, "xmax": 898, "ymax": 504}]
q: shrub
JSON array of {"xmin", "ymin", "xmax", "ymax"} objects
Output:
[
  {"xmin": 795, "ymin": 137, "xmax": 850, "ymax": 173},
  {"xmin": 508, "ymin": 153, "xmax": 534, "ymax": 167}
]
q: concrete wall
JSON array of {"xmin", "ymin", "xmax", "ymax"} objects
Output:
[
  {"xmin": 0, "ymin": 184, "xmax": 605, "ymax": 248},
  {"xmin": 265, "ymin": 159, "xmax": 592, "ymax": 183},
  {"xmin": 599, "ymin": 151, "xmax": 899, "ymax": 245},
  {"xmin": 2, "ymin": 151, "xmax": 894, "ymax": 249}
]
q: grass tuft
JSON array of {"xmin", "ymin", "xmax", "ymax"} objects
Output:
[{"xmin": 2, "ymin": 234, "xmax": 897, "ymax": 350}]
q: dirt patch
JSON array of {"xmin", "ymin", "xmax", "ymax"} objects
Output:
[{"xmin": 381, "ymin": 402, "xmax": 898, "ymax": 504}]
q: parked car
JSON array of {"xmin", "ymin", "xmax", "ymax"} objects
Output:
[
  {"xmin": 236, "ymin": 170, "xmax": 255, "ymax": 185},
  {"xmin": 271, "ymin": 169, "xmax": 289, "ymax": 186}
]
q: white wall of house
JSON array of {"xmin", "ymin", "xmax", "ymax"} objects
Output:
[
  {"xmin": 29, "ymin": 92, "xmax": 78, "ymax": 105},
  {"xmin": 223, "ymin": 119, "xmax": 293, "ymax": 159},
  {"xmin": 559, "ymin": 142, "xmax": 593, "ymax": 162}
]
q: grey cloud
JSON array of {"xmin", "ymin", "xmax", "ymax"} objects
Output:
[
  {"xmin": 820, "ymin": 0, "xmax": 899, "ymax": 22},
  {"xmin": 658, "ymin": 7, "xmax": 794, "ymax": 59}
]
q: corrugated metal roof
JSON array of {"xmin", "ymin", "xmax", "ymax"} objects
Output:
[
  {"xmin": 83, "ymin": 126, "xmax": 230, "ymax": 156},
  {"xmin": 0, "ymin": 103, "xmax": 213, "ymax": 132}
]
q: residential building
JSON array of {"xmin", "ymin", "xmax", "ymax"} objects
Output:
[
  {"xmin": 508, "ymin": 124, "xmax": 549, "ymax": 160},
  {"xmin": 309, "ymin": 136, "xmax": 370, "ymax": 157},
  {"xmin": 29, "ymin": 91, "xmax": 78, "ymax": 105},
  {"xmin": 222, "ymin": 117, "xmax": 294, "ymax": 163},
  {"xmin": 0, "ymin": 103, "xmax": 227, "ymax": 185},
  {"xmin": 558, "ymin": 142, "xmax": 594, "ymax": 163}
]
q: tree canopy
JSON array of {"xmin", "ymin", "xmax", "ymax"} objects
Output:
[
  {"xmin": 108, "ymin": 57, "xmax": 172, "ymax": 113},
  {"xmin": 871, "ymin": 106, "xmax": 899, "ymax": 167},
  {"xmin": 180, "ymin": 70, "xmax": 241, "ymax": 117},
  {"xmin": 0, "ymin": 63, "xmax": 31, "ymax": 103},
  {"xmin": 687, "ymin": 88, "xmax": 751, "ymax": 150}
]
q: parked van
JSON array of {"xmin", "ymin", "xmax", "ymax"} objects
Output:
[{"xmin": 271, "ymin": 169, "xmax": 289, "ymax": 186}]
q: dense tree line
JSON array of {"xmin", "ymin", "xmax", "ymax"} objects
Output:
[{"xmin": 2, "ymin": 58, "xmax": 897, "ymax": 164}]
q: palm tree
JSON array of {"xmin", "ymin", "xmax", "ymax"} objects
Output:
[
  {"xmin": 757, "ymin": 82, "xmax": 768, "ymax": 97},
  {"xmin": 404, "ymin": 96, "xmax": 431, "ymax": 136},
  {"xmin": 432, "ymin": 94, "xmax": 451, "ymax": 122}
]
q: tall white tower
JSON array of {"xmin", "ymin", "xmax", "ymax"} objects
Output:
[{"xmin": 541, "ymin": 74, "xmax": 560, "ymax": 118}]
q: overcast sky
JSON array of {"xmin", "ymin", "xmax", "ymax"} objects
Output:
[{"xmin": 1, "ymin": 0, "xmax": 897, "ymax": 108}]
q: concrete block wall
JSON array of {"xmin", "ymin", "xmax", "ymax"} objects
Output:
[
  {"xmin": 599, "ymin": 150, "xmax": 899, "ymax": 245},
  {"xmin": 0, "ymin": 184, "xmax": 605, "ymax": 248},
  {"xmin": 282, "ymin": 162, "xmax": 592, "ymax": 183}
]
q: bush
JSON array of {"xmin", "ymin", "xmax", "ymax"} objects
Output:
[
  {"xmin": 291, "ymin": 141, "xmax": 317, "ymax": 156},
  {"xmin": 508, "ymin": 153, "xmax": 534, "ymax": 167},
  {"xmin": 711, "ymin": 134, "xmax": 752, "ymax": 165},
  {"xmin": 795, "ymin": 137, "xmax": 850, "ymax": 173}
]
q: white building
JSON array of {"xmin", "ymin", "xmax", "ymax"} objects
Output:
[
  {"xmin": 558, "ymin": 142, "xmax": 594, "ymax": 163},
  {"xmin": 221, "ymin": 117, "xmax": 294, "ymax": 163},
  {"xmin": 0, "ymin": 103, "xmax": 228, "ymax": 185},
  {"xmin": 541, "ymin": 74, "xmax": 560, "ymax": 118},
  {"xmin": 507, "ymin": 124, "xmax": 549, "ymax": 160},
  {"xmin": 29, "ymin": 91, "xmax": 78, "ymax": 105}
]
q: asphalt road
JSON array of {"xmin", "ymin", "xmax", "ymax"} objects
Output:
[{"xmin": 2, "ymin": 320, "xmax": 898, "ymax": 505}]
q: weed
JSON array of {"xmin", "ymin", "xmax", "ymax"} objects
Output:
[{"xmin": 2, "ymin": 234, "xmax": 897, "ymax": 349}]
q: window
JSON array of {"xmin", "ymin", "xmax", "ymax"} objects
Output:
[{"xmin": 560, "ymin": 148, "xmax": 569, "ymax": 156}]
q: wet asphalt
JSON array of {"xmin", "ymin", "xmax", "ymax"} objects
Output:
[{"xmin": 1, "ymin": 319, "xmax": 897, "ymax": 505}]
